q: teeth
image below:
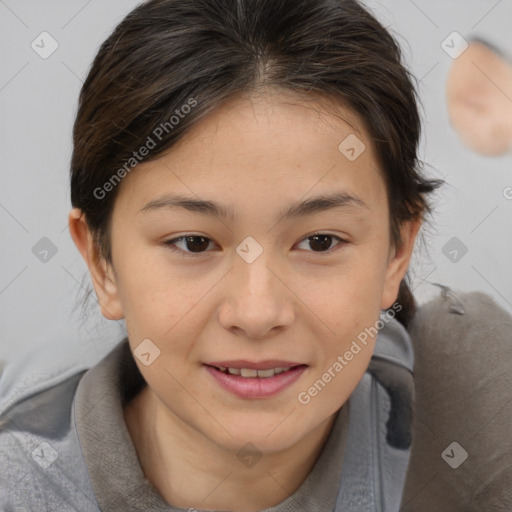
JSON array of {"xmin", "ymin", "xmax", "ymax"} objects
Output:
[
  {"xmin": 219, "ymin": 366, "xmax": 292, "ymax": 378},
  {"xmin": 256, "ymin": 368, "xmax": 276, "ymax": 378},
  {"xmin": 240, "ymin": 368, "xmax": 258, "ymax": 378}
]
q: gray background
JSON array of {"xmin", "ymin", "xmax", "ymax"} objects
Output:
[{"xmin": 1, "ymin": 0, "xmax": 511, "ymax": 363}]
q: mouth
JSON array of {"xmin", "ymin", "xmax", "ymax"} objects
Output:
[
  {"xmin": 203, "ymin": 361, "xmax": 309, "ymax": 398},
  {"xmin": 207, "ymin": 365, "xmax": 300, "ymax": 378}
]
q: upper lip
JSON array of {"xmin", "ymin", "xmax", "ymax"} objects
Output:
[{"xmin": 204, "ymin": 360, "xmax": 306, "ymax": 370}]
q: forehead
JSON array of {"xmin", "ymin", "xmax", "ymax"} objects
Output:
[
  {"xmin": 172, "ymin": 91, "xmax": 373, "ymax": 159},
  {"xmin": 114, "ymin": 91, "xmax": 386, "ymax": 214}
]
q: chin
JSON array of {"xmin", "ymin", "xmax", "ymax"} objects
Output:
[{"xmin": 208, "ymin": 413, "xmax": 312, "ymax": 454}]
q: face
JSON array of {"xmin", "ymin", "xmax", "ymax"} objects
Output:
[{"xmin": 71, "ymin": 92, "xmax": 418, "ymax": 455}]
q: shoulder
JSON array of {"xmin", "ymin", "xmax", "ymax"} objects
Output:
[
  {"xmin": 0, "ymin": 341, "xmax": 106, "ymax": 511},
  {"xmin": 402, "ymin": 286, "xmax": 512, "ymax": 511},
  {"xmin": 0, "ymin": 337, "xmax": 98, "ymax": 416}
]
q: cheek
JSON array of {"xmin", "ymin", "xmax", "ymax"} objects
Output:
[
  {"xmin": 306, "ymin": 246, "xmax": 388, "ymax": 369},
  {"xmin": 114, "ymin": 249, "xmax": 214, "ymax": 339},
  {"xmin": 310, "ymin": 249, "xmax": 388, "ymax": 324}
]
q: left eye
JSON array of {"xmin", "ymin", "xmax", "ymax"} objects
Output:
[{"xmin": 295, "ymin": 233, "xmax": 346, "ymax": 253}]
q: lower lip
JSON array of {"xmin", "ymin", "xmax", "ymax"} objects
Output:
[{"xmin": 204, "ymin": 365, "xmax": 308, "ymax": 399}]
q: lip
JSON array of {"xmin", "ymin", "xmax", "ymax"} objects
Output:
[
  {"xmin": 204, "ymin": 360, "xmax": 303, "ymax": 370},
  {"xmin": 204, "ymin": 364, "xmax": 308, "ymax": 399}
]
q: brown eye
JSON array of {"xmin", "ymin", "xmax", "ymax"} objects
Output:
[
  {"xmin": 183, "ymin": 236, "xmax": 210, "ymax": 252},
  {"xmin": 164, "ymin": 235, "xmax": 214, "ymax": 255},
  {"xmin": 295, "ymin": 233, "xmax": 347, "ymax": 253},
  {"xmin": 309, "ymin": 234, "xmax": 334, "ymax": 251}
]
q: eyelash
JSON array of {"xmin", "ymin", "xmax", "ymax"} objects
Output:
[{"xmin": 163, "ymin": 233, "xmax": 348, "ymax": 258}]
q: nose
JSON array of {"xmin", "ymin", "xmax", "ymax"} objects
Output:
[{"xmin": 217, "ymin": 249, "xmax": 295, "ymax": 339}]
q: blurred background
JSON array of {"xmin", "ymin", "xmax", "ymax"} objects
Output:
[{"xmin": 1, "ymin": 0, "xmax": 511, "ymax": 363}]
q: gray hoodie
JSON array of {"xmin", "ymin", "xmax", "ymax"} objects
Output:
[{"xmin": 0, "ymin": 316, "xmax": 414, "ymax": 511}]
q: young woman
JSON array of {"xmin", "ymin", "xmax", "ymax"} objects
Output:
[{"xmin": 0, "ymin": 0, "xmax": 443, "ymax": 510}]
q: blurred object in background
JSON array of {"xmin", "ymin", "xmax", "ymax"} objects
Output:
[{"xmin": 446, "ymin": 38, "xmax": 512, "ymax": 156}]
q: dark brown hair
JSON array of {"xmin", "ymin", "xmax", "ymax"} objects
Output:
[{"xmin": 70, "ymin": 0, "xmax": 443, "ymax": 328}]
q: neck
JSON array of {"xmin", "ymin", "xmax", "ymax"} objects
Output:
[{"xmin": 123, "ymin": 385, "xmax": 337, "ymax": 512}]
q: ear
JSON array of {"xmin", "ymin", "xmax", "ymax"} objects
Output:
[
  {"xmin": 380, "ymin": 218, "xmax": 422, "ymax": 310},
  {"xmin": 446, "ymin": 39, "xmax": 512, "ymax": 156},
  {"xmin": 68, "ymin": 208, "xmax": 124, "ymax": 320}
]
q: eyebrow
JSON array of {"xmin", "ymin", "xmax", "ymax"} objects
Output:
[{"xmin": 138, "ymin": 191, "xmax": 369, "ymax": 221}]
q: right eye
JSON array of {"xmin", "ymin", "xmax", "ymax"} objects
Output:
[{"xmin": 163, "ymin": 235, "xmax": 218, "ymax": 257}]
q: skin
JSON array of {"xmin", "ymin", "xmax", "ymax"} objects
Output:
[{"xmin": 69, "ymin": 91, "xmax": 421, "ymax": 511}]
